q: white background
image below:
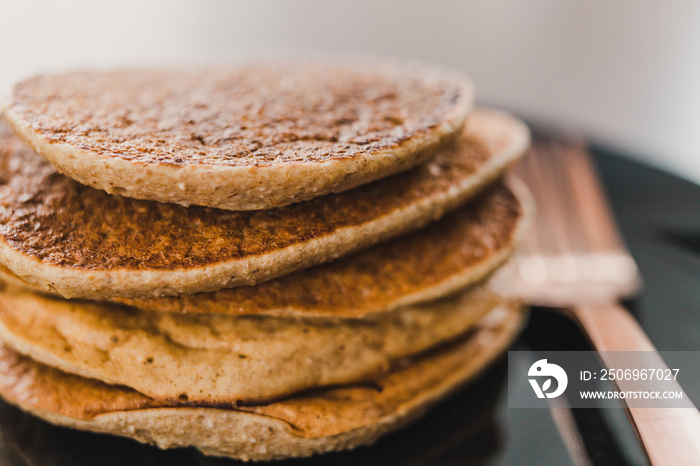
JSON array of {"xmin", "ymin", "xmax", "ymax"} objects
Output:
[{"xmin": 1, "ymin": 0, "xmax": 698, "ymax": 182}]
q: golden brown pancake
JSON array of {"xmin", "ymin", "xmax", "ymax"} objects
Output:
[
  {"xmin": 0, "ymin": 108, "xmax": 529, "ymax": 299},
  {"xmin": 0, "ymin": 301, "xmax": 525, "ymax": 461},
  {"xmin": 3, "ymin": 60, "xmax": 473, "ymax": 210},
  {"xmin": 0, "ymin": 181, "xmax": 532, "ymax": 318},
  {"xmin": 0, "ymin": 269, "xmax": 509, "ymax": 404}
]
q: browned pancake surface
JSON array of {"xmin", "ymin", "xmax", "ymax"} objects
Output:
[
  {"xmin": 0, "ymin": 123, "xmax": 491, "ymax": 271},
  {"xmin": 5, "ymin": 64, "xmax": 468, "ymax": 167},
  {"xmin": 119, "ymin": 184, "xmax": 524, "ymax": 316}
]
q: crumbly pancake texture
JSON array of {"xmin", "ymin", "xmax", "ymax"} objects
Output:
[
  {"xmin": 3, "ymin": 61, "xmax": 473, "ymax": 210},
  {"xmin": 0, "ymin": 181, "xmax": 532, "ymax": 317},
  {"xmin": 0, "ymin": 108, "xmax": 529, "ymax": 299},
  {"xmin": 0, "ymin": 269, "xmax": 509, "ymax": 404},
  {"xmin": 0, "ymin": 302, "xmax": 525, "ymax": 461}
]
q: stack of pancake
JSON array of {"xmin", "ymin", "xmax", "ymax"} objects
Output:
[{"xmin": 0, "ymin": 60, "xmax": 532, "ymax": 461}]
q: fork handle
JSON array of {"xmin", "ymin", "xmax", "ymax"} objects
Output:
[{"xmin": 570, "ymin": 304, "xmax": 700, "ymax": 466}]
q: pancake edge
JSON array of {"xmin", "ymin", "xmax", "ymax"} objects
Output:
[
  {"xmin": 2, "ymin": 72, "xmax": 473, "ymax": 211},
  {"xmin": 0, "ymin": 179, "xmax": 534, "ymax": 318},
  {"xmin": 0, "ymin": 108, "xmax": 530, "ymax": 299},
  {"xmin": 0, "ymin": 268, "xmax": 508, "ymax": 403},
  {"xmin": 0, "ymin": 302, "xmax": 526, "ymax": 461}
]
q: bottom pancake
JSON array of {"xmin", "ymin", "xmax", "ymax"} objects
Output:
[{"xmin": 0, "ymin": 301, "xmax": 525, "ymax": 461}]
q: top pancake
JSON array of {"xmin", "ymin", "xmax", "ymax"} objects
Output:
[
  {"xmin": 0, "ymin": 108, "xmax": 529, "ymax": 299},
  {"xmin": 3, "ymin": 60, "xmax": 473, "ymax": 210}
]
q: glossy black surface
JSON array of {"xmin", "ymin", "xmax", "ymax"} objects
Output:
[{"xmin": 1, "ymin": 143, "xmax": 698, "ymax": 465}]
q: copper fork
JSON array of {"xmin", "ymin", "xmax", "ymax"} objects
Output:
[{"xmin": 512, "ymin": 137, "xmax": 700, "ymax": 465}]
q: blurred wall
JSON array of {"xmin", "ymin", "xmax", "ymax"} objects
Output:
[{"xmin": 1, "ymin": 0, "xmax": 699, "ymax": 182}]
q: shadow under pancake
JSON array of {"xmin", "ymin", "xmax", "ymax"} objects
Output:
[{"xmin": 0, "ymin": 360, "xmax": 507, "ymax": 466}]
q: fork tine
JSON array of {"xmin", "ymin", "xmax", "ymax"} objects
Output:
[
  {"xmin": 537, "ymin": 141, "xmax": 575, "ymax": 255},
  {"xmin": 547, "ymin": 139, "xmax": 590, "ymax": 255},
  {"xmin": 517, "ymin": 137, "xmax": 627, "ymax": 257},
  {"xmin": 519, "ymin": 144, "xmax": 561, "ymax": 256},
  {"xmin": 539, "ymin": 141, "xmax": 584, "ymax": 282},
  {"xmin": 563, "ymin": 143, "xmax": 626, "ymax": 252},
  {"xmin": 519, "ymin": 141, "xmax": 581, "ymax": 282},
  {"xmin": 514, "ymin": 135, "xmax": 639, "ymax": 304}
]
